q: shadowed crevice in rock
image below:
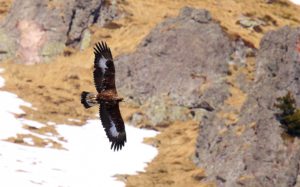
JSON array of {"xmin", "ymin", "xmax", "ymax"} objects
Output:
[
  {"xmin": 91, "ymin": 1, "xmax": 104, "ymax": 24},
  {"xmin": 66, "ymin": 9, "xmax": 77, "ymax": 41}
]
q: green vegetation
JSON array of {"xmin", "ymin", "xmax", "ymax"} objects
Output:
[{"xmin": 275, "ymin": 92, "xmax": 300, "ymax": 135}]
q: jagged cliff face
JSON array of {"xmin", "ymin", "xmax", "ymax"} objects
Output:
[
  {"xmin": 0, "ymin": 0, "xmax": 119, "ymax": 63},
  {"xmin": 194, "ymin": 27, "xmax": 300, "ymax": 187},
  {"xmin": 1, "ymin": 0, "xmax": 300, "ymax": 187}
]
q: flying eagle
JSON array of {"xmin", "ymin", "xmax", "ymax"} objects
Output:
[{"xmin": 81, "ymin": 41, "xmax": 126, "ymax": 151}]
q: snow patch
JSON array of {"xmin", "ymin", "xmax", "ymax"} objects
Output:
[
  {"xmin": 290, "ymin": 0, "xmax": 300, "ymax": 5},
  {"xmin": 47, "ymin": 121, "xmax": 56, "ymax": 125},
  {"xmin": 0, "ymin": 73, "xmax": 158, "ymax": 187},
  {"xmin": 67, "ymin": 118, "xmax": 81, "ymax": 123},
  {"xmin": 0, "ymin": 69, "xmax": 5, "ymax": 88},
  {"xmin": 21, "ymin": 119, "xmax": 45, "ymax": 129},
  {"xmin": 0, "ymin": 91, "xmax": 32, "ymax": 139},
  {"xmin": 0, "ymin": 77, "xmax": 4, "ymax": 88},
  {"xmin": 0, "ymin": 121, "xmax": 158, "ymax": 187},
  {"xmin": 23, "ymin": 137, "xmax": 34, "ymax": 145}
]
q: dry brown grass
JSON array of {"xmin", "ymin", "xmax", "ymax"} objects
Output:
[
  {"xmin": 6, "ymin": 133, "xmax": 63, "ymax": 149},
  {"xmin": 0, "ymin": 0, "xmax": 12, "ymax": 21},
  {"xmin": 225, "ymin": 64, "xmax": 248, "ymax": 111},
  {"xmin": 125, "ymin": 121, "xmax": 211, "ymax": 187},
  {"xmin": 91, "ymin": 0, "xmax": 300, "ymax": 53},
  {"xmin": 1, "ymin": 0, "xmax": 299, "ymax": 125}
]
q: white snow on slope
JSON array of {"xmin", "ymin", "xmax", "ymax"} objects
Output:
[
  {"xmin": 0, "ymin": 92, "xmax": 32, "ymax": 139},
  {"xmin": 0, "ymin": 122, "xmax": 158, "ymax": 187},
  {"xmin": 0, "ymin": 69, "xmax": 158, "ymax": 187},
  {"xmin": 290, "ymin": 0, "xmax": 300, "ymax": 5},
  {"xmin": 0, "ymin": 68, "xmax": 5, "ymax": 88}
]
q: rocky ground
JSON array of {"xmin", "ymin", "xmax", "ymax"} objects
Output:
[{"xmin": 0, "ymin": 0, "xmax": 300, "ymax": 186}]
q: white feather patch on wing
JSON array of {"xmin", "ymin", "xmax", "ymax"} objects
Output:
[
  {"xmin": 98, "ymin": 57, "xmax": 108, "ymax": 73},
  {"xmin": 109, "ymin": 119, "xmax": 119, "ymax": 138}
]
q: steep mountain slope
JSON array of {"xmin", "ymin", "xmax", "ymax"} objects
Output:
[{"xmin": 0, "ymin": 0, "xmax": 300, "ymax": 187}]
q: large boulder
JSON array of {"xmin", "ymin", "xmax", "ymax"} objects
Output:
[
  {"xmin": 194, "ymin": 27, "xmax": 300, "ymax": 187},
  {"xmin": 116, "ymin": 7, "xmax": 234, "ymax": 126},
  {"xmin": 0, "ymin": 0, "xmax": 119, "ymax": 64}
]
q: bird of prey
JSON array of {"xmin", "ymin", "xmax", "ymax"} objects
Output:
[{"xmin": 81, "ymin": 41, "xmax": 126, "ymax": 151}]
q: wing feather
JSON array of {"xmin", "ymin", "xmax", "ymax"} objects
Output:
[
  {"xmin": 93, "ymin": 41, "xmax": 115, "ymax": 93},
  {"xmin": 99, "ymin": 101, "xmax": 126, "ymax": 151}
]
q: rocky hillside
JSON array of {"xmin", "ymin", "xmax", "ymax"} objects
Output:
[
  {"xmin": 0, "ymin": 0, "xmax": 300, "ymax": 187},
  {"xmin": 195, "ymin": 27, "xmax": 300, "ymax": 186},
  {"xmin": 0, "ymin": 0, "xmax": 119, "ymax": 63}
]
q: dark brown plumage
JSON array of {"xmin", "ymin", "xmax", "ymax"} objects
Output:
[{"xmin": 81, "ymin": 41, "xmax": 126, "ymax": 151}]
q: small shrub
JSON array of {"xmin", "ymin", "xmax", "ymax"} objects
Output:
[
  {"xmin": 274, "ymin": 92, "xmax": 296, "ymax": 116},
  {"xmin": 274, "ymin": 92, "xmax": 300, "ymax": 135}
]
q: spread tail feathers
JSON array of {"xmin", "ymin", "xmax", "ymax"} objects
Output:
[{"xmin": 81, "ymin": 91, "xmax": 98, "ymax": 108}]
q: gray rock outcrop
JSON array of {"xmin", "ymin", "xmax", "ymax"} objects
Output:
[
  {"xmin": 0, "ymin": 0, "xmax": 119, "ymax": 63},
  {"xmin": 115, "ymin": 7, "xmax": 234, "ymax": 126},
  {"xmin": 194, "ymin": 27, "xmax": 300, "ymax": 187}
]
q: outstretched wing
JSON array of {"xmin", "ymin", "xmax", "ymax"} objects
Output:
[
  {"xmin": 99, "ymin": 101, "xmax": 126, "ymax": 151},
  {"xmin": 93, "ymin": 42, "xmax": 117, "ymax": 94}
]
